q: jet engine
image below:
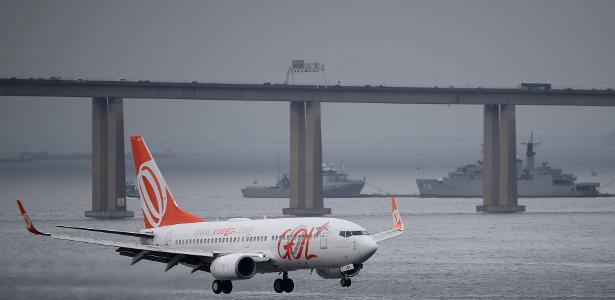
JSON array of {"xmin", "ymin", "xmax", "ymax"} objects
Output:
[
  {"xmin": 316, "ymin": 264, "xmax": 362, "ymax": 279},
  {"xmin": 210, "ymin": 254, "xmax": 256, "ymax": 280}
]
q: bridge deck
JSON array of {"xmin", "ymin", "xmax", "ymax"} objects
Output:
[{"xmin": 1, "ymin": 79, "xmax": 614, "ymax": 106}]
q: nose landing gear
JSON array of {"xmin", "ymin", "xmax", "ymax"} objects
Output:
[
  {"xmin": 340, "ymin": 277, "xmax": 351, "ymax": 287},
  {"xmin": 212, "ymin": 280, "xmax": 233, "ymax": 294},
  {"xmin": 274, "ymin": 271, "xmax": 294, "ymax": 293}
]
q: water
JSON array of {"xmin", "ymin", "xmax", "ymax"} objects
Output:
[{"xmin": 1, "ymin": 160, "xmax": 615, "ymax": 299}]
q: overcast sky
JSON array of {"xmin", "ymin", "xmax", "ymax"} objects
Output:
[{"xmin": 1, "ymin": 0, "xmax": 614, "ymax": 154}]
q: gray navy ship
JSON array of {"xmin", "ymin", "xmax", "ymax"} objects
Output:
[
  {"xmin": 241, "ymin": 164, "xmax": 365, "ymax": 198},
  {"xmin": 416, "ymin": 133, "xmax": 601, "ymax": 197}
]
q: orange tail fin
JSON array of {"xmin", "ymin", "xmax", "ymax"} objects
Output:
[{"xmin": 130, "ymin": 136, "xmax": 203, "ymax": 229}]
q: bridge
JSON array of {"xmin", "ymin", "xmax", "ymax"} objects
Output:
[{"xmin": 2, "ymin": 78, "xmax": 614, "ymax": 216}]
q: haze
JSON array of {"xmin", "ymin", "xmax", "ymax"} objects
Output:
[{"xmin": 1, "ymin": 0, "xmax": 614, "ymax": 164}]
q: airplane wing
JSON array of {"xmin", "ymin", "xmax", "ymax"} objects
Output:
[
  {"xmin": 371, "ymin": 197, "xmax": 405, "ymax": 243},
  {"xmin": 56, "ymin": 225, "xmax": 154, "ymax": 239},
  {"xmin": 17, "ymin": 200, "xmax": 270, "ymax": 273}
]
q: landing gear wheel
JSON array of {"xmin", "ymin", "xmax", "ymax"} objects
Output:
[
  {"xmin": 340, "ymin": 277, "xmax": 351, "ymax": 287},
  {"xmin": 222, "ymin": 280, "xmax": 233, "ymax": 294},
  {"xmin": 283, "ymin": 278, "xmax": 294, "ymax": 293},
  {"xmin": 212, "ymin": 280, "xmax": 223, "ymax": 294},
  {"xmin": 274, "ymin": 278, "xmax": 284, "ymax": 293}
]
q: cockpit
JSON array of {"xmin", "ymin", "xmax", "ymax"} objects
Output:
[{"xmin": 339, "ymin": 230, "xmax": 369, "ymax": 238}]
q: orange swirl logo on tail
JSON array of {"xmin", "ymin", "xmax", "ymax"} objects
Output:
[{"xmin": 137, "ymin": 160, "xmax": 168, "ymax": 228}]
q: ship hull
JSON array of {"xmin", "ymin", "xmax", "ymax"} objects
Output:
[
  {"xmin": 241, "ymin": 181, "xmax": 365, "ymax": 198},
  {"xmin": 416, "ymin": 176, "xmax": 601, "ymax": 198}
]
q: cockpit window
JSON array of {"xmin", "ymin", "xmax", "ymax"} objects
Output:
[{"xmin": 339, "ymin": 230, "xmax": 370, "ymax": 237}]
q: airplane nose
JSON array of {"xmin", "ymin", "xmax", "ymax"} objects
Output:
[{"xmin": 357, "ymin": 237, "xmax": 378, "ymax": 263}]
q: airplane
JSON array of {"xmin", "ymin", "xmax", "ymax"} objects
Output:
[{"xmin": 17, "ymin": 136, "xmax": 405, "ymax": 294}]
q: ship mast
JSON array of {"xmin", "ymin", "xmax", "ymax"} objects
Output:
[
  {"xmin": 276, "ymin": 151, "xmax": 281, "ymax": 184},
  {"xmin": 521, "ymin": 132, "xmax": 540, "ymax": 179}
]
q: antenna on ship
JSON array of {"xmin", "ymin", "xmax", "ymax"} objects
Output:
[
  {"xmin": 521, "ymin": 131, "xmax": 541, "ymax": 179},
  {"xmin": 276, "ymin": 151, "xmax": 281, "ymax": 184}
]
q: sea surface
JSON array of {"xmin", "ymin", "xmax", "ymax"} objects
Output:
[{"xmin": 1, "ymin": 159, "xmax": 615, "ymax": 299}]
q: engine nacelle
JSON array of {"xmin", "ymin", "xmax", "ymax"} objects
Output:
[
  {"xmin": 316, "ymin": 264, "xmax": 362, "ymax": 279},
  {"xmin": 210, "ymin": 254, "xmax": 256, "ymax": 280}
]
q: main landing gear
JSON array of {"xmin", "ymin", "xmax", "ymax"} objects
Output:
[
  {"xmin": 212, "ymin": 280, "xmax": 233, "ymax": 294},
  {"xmin": 340, "ymin": 277, "xmax": 352, "ymax": 287},
  {"xmin": 273, "ymin": 271, "xmax": 294, "ymax": 293}
]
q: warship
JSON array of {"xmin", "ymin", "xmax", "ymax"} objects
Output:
[
  {"xmin": 416, "ymin": 133, "xmax": 601, "ymax": 197},
  {"xmin": 125, "ymin": 181, "xmax": 139, "ymax": 198},
  {"xmin": 241, "ymin": 164, "xmax": 365, "ymax": 198}
]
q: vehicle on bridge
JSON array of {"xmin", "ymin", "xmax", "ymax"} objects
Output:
[
  {"xmin": 518, "ymin": 82, "xmax": 552, "ymax": 91},
  {"xmin": 17, "ymin": 136, "xmax": 404, "ymax": 294}
]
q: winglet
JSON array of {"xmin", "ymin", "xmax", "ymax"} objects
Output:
[
  {"xmin": 16, "ymin": 200, "xmax": 49, "ymax": 236},
  {"xmin": 391, "ymin": 197, "xmax": 404, "ymax": 231}
]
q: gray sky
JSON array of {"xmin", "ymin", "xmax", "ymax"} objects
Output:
[{"xmin": 1, "ymin": 0, "xmax": 614, "ymax": 154}]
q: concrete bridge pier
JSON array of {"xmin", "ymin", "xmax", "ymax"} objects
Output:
[
  {"xmin": 86, "ymin": 97, "xmax": 134, "ymax": 218},
  {"xmin": 283, "ymin": 101, "xmax": 331, "ymax": 216},
  {"xmin": 477, "ymin": 104, "xmax": 525, "ymax": 213}
]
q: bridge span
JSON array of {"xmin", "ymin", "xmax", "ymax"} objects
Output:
[{"xmin": 2, "ymin": 78, "xmax": 614, "ymax": 217}]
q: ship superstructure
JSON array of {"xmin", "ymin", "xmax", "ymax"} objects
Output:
[
  {"xmin": 242, "ymin": 163, "xmax": 365, "ymax": 198},
  {"xmin": 416, "ymin": 133, "xmax": 601, "ymax": 197}
]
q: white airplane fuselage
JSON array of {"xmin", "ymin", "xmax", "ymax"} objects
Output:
[
  {"xmin": 147, "ymin": 217, "xmax": 378, "ymax": 273},
  {"xmin": 17, "ymin": 136, "xmax": 403, "ymax": 294}
]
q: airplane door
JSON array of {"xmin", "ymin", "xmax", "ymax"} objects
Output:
[
  {"xmin": 320, "ymin": 231, "xmax": 328, "ymax": 249},
  {"xmin": 164, "ymin": 232, "xmax": 172, "ymax": 248}
]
